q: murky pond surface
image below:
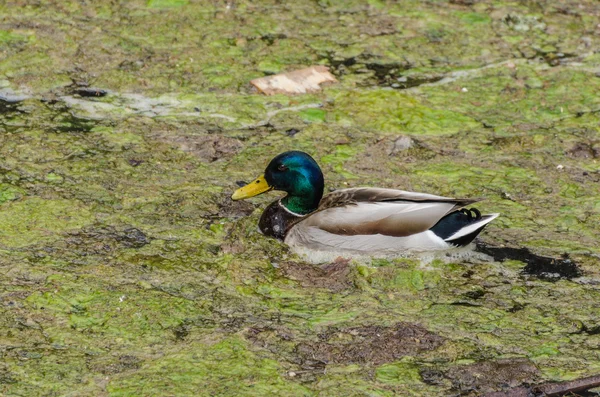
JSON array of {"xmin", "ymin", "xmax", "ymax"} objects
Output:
[{"xmin": 1, "ymin": 1, "xmax": 600, "ymax": 395}]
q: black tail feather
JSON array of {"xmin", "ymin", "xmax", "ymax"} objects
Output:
[{"xmin": 430, "ymin": 208, "xmax": 489, "ymax": 247}]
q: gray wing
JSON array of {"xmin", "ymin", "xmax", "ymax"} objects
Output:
[
  {"xmin": 306, "ymin": 188, "xmax": 479, "ymax": 237},
  {"xmin": 318, "ymin": 187, "xmax": 478, "ymax": 210}
]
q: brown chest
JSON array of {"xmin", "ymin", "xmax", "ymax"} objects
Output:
[{"xmin": 258, "ymin": 201, "xmax": 303, "ymax": 240}]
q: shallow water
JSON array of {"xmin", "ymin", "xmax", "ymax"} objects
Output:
[{"xmin": 1, "ymin": 1, "xmax": 600, "ymax": 396}]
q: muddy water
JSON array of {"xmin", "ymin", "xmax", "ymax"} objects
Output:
[{"xmin": 1, "ymin": 1, "xmax": 600, "ymax": 396}]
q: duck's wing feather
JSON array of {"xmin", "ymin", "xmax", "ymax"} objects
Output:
[
  {"xmin": 299, "ymin": 188, "xmax": 479, "ymax": 237},
  {"xmin": 318, "ymin": 187, "xmax": 479, "ymax": 209}
]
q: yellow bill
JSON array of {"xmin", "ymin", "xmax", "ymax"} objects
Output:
[{"xmin": 231, "ymin": 175, "xmax": 273, "ymax": 200}]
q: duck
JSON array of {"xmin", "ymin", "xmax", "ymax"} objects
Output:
[{"xmin": 231, "ymin": 150, "xmax": 498, "ymax": 256}]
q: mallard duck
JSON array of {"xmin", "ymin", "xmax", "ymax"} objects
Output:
[{"xmin": 232, "ymin": 151, "xmax": 498, "ymax": 255}]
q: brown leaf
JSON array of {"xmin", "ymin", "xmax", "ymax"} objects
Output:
[{"xmin": 250, "ymin": 66, "xmax": 337, "ymax": 95}]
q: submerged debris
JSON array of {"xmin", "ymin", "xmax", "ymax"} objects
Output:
[
  {"xmin": 485, "ymin": 373, "xmax": 600, "ymax": 397},
  {"xmin": 285, "ymin": 127, "xmax": 301, "ymax": 137},
  {"xmin": 88, "ymin": 355, "xmax": 142, "ymax": 375},
  {"xmin": 67, "ymin": 225, "xmax": 150, "ymax": 251},
  {"xmin": 567, "ymin": 142, "xmax": 599, "ymax": 159},
  {"xmin": 294, "ymin": 323, "xmax": 444, "ymax": 366},
  {"xmin": 154, "ymin": 133, "xmax": 243, "ymax": 163},
  {"xmin": 120, "ymin": 227, "xmax": 151, "ymax": 248},
  {"xmin": 388, "ymin": 135, "xmax": 415, "ymax": 155},
  {"xmin": 0, "ymin": 87, "xmax": 30, "ymax": 104},
  {"xmin": 279, "ymin": 257, "xmax": 352, "ymax": 292},
  {"xmin": 0, "ymin": 98, "xmax": 22, "ymax": 114},
  {"xmin": 250, "ymin": 66, "xmax": 337, "ymax": 95},
  {"xmin": 446, "ymin": 358, "xmax": 540, "ymax": 394},
  {"xmin": 74, "ymin": 87, "xmax": 109, "ymax": 97},
  {"xmin": 217, "ymin": 196, "xmax": 254, "ymax": 218}
]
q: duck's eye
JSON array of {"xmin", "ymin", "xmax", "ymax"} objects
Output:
[{"xmin": 277, "ymin": 164, "xmax": 288, "ymax": 172}]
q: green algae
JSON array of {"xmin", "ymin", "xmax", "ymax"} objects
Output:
[
  {"xmin": 0, "ymin": 198, "xmax": 93, "ymax": 248},
  {"xmin": 1, "ymin": 0, "xmax": 600, "ymax": 396},
  {"xmin": 147, "ymin": 0, "xmax": 188, "ymax": 8},
  {"xmin": 332, "ymin": 90, "xmax": 480, "ymax": 136},
  {"xmin": 419, "ymin": 63, "xmax": 600, "ymax": 130},
  {"xmin": 320, "ymin": 144, "xmax": 360, "ymax": 179},
  {"xmin": 300, "ymin": 108, "xmax": 326, "ymax": 123},
  {"xmin": 0, "ymin": 184, "xmax": 25, "ymax": 204},
  {"xmin": 376, "ymin": 360, "xmax": 424, "ymax": 386},
  {"xmin": 108, "ymin": 337, "xmax": 311, "ymax": 396},
  {"xmin": 0, "ymin": 30, "xmax": 28, "ymax": 45}
]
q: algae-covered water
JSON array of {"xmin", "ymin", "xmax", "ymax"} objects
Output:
[{"xmin": 1, "ymin": 1, "xmax": 600, "ymax": 396}]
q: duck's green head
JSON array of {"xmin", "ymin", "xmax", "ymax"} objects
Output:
[{"xmin": 232, "ymin": 151, "xmax": 324, "ymax": 215}]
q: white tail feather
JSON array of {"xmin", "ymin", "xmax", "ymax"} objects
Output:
[{"xmin": 445, "ymin": 213, "xmax": 500, "ymax": 242}]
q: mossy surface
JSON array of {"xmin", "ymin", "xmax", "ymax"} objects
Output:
[{"xmin": 1, "ymin": 1, "xmax": 600, "ymax": 396}]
